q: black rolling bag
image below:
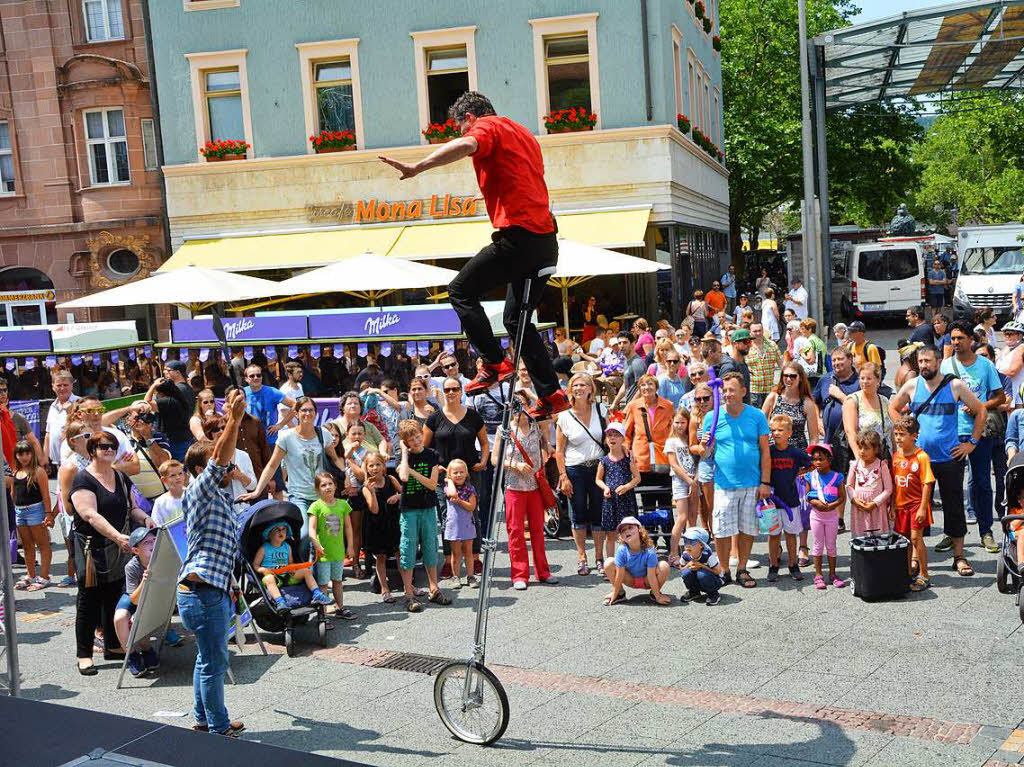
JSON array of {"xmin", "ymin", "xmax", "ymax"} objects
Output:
[{"xmin": 850, "ymin": 530, "xmax": 910, "ymax": 601}]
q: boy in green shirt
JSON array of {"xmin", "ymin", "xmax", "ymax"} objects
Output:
[{"xmin": 308, "ymin": 471, "xmax": 355, "ymax": 620}]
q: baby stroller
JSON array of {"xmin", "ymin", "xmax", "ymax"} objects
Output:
[
  {"xmin": 997, "ymin": 454, "xmax": 1024, "ymax": 623},
  {"xmin": 236, "ymin": 499, "xmax": 328, "ymax": 656}
]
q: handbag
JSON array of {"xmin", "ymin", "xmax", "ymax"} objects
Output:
[
  {"xmin": 640, "ymin": 406, "xmax": 670, "ymax": 474},
  {"xmin": 568, "ymin": 404, "xmax": 608, "ymax": 456},
  {"xmin": 508, "ymin": 427, "xmax": 558, "ymax": 509},
  {"xmin": 71, "ymin": 472, "xmax": 133, "ymax": 587}
]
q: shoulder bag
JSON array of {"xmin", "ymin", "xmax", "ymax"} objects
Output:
[
  {"xmin": 71, "ymin": 471, "xmax": 133, "ymax": 588},
  {"xmin": 640, "ymin": 405, "xmax": 670, "ymax": 474},
  {"xmin": 508, "ymin": 427, "xmax": 558, "ymax": 509},
  {"xmin": 568, "ymin": 404, "xmax": 608, "ymax": 457}
]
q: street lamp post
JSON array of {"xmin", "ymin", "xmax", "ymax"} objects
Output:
[{"xmin": 798, "ymin": 0, "xmax": 821, "ymax": 321}]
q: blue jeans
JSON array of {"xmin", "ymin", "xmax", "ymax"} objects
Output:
[
  {"xmin": 176, "ymin": 586, "xmax": 231, "ymax": 732},
  {"xmin": 682, "ymin": 567, "xmax": 722, "ymax": 597},
  {"xmin": 961, "ymin": 436, "xmax": 994, "ymax": 536}
]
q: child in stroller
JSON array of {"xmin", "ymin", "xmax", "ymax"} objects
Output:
[
  {"xmin": 253, "ymin": 522, "xmax": 333, "ymax": 610},
  {"xmin": 997, "ymin": 453, "xmax": 1024, "ymax": 622}
]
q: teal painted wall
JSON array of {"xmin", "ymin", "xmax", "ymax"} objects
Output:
[{"xmin": 149, "ymin": 0, "xmax": 722, "ymax": 164}]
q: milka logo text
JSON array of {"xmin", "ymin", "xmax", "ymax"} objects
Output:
[
  {"xmin": 223, "ymin": 318, "xmax": 255, "ymax": 341},
  {"xmin": 364, "ymin": 313, "xmax": 400, "ymax": 335}
]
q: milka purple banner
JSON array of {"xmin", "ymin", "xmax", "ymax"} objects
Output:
[
  {"xmin": 0, "ymin": 328, "xmax": 52, "ymax": 354},
  {"xmin": 308, "ymin": 306, "xmax": 463, "ymax": 340},
  {"xmin": 172, "ymin": 316, "xmax": 308, "ymax": 344}
]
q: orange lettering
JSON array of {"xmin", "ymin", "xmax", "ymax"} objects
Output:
[
  {"xmin": 392, "ymin": 201, "xmax": 406, "ymax": 220},
  {"xmin": 462, "ymin": 198, "xmax": 477, "ymax": 216},
  {"xmin": 408, "ymin": 200, "xmax": 422, "ymax": 218},
  {"xmin": 356, "ymin": 199, "xmax": 375, "ymax": 222},
  {"xmin": 429, "ymin": 194, "xmax": 445, "ymax": 217},
  {"xmin": 376, "ymin": 202, "xmax": 390, "ymax": 220}
]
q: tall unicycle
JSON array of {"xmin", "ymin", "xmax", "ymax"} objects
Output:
[{"xmin": 434, "ymin": 265, "xmax": 555, "ymax": 745}]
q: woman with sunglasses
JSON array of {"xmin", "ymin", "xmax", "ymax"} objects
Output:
[
  {"xmin": 423, "ymin": 377, "xmax": 489, "ymax": 578},
  {"xmin": 61, "ymin": 397, "xmax": 140, "ymax": 476},
  {"xmin": 57, "ymin": 421, "xmax": 91, "ymax": 587},
  {"xmin": 189, "ymin": 388, "xmax": 219, "ymax": 442},
  {"xmin": 69, "ymin": 433, "xmax": 155, "ymax": 675},
  {"xmin": 762, "ymin": 364, "xmax": 820, "ymax": 454}
]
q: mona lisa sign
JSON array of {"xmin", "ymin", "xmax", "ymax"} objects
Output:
[{"xmin": 306, "ymin": 194, "xmax": 479, "ymax": 224}]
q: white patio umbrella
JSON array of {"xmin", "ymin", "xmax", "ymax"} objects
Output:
[
  {"xmin": 57, "ymin": 265, "xmax": 283, "ymax": 313},
  {"xmin": 273, "ymin": 251, "xmax": 460, "ymax": 304},
  {"xmin": 549, "ymin": 239, "xmax": 669, "ymax": 333}
]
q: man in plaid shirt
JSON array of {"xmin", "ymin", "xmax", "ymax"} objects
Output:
[
  {"xmin": 176, "ymin": 389, "xmax": 247, "ymax": 738},
  {"xmin": 747, "ymin": 323, "xmax": 783, "ymax": 409}
]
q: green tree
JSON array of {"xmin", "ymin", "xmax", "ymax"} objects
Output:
[
  {"xmin": 913, "ymin": 93, "xmax": 1024, "ymax": 225},
  {"xmin": 721, "ymin": 0, "xmax": 921, "ymax": 257}
]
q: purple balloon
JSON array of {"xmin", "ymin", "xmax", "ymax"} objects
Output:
[{"xmin": 706, "ymin": 364, "xmax": 723, "ymax": 448}]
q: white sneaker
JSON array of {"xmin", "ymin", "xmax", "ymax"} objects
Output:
[
  {"xmin": 512, "ymin": 581, "xmax": 528, "ymax": 591},
  {"xmin": 728, "ymin": 557, "xmax": 760, "ymax": 569},
  {"xmin": 745, "ymin": 558, "xmax": 761, "ymax": 569},
  {"xmin": 966, "ymin": 510, "xmax": 977, "ymax": 523}
]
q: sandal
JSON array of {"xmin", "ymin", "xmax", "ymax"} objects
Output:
[
  {"xmin": 334, "ymin": 607, "xmax": 357, "ymax": 620},
  {"xmin": 413, "ymin": 587, "xmax": 429, "ymax": 597},
  {"xmin": 736, "ymin": 569, "xmax": 757, "ymax": 588},
  {"xmin": 26, "ymin": 577, "xmax": 50, "ymax": 591},
  {"xmin": 603, "ymin": 590, "xmax": 626, "ymax": 606},
  {"xmin": 404, "ymin": 597, "xmax": 423, "ymax": 613},
  {"xmin": 953, "ymin": 556, "xmax": 974, "ymax": 577},
  {"xmin": 797, "ymin": 548, "xmax": 810, "ymax": 568},
  {"xmin": 667, "ymin": 554, "xmax": 682, "ymax": 569},
  {"xmin": 814, "ymin": 574, "xmax": 827, "ymax": 590},
  {"xmin": 14, "ymin": 575, "xmax": 30, "ymax": 591},
  {"xmin": 577, "ymin": 560, "xmax": 590, "ymax": 576},
  {"xmin": 909, "ymin": 576, "xmax": 930, "ymax": 592},
  {"xmin": 381, "ymin": 593, "xmax": 396, "ymax": 604},
  {"xmin": 428, "ymin": 590, "xmax": 452, "ymax": 606},
  {"xmin": 910, "ymin": 559, "xmax": 920, "ymax": 577}
]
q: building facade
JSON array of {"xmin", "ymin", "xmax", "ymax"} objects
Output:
[
  {"xmin": 149, "ymin": 0, "xmax": 728, "ymax": 323},
  {"xmin": 0, "ymin": 0, "xmax": 170, "ymax": 338}
]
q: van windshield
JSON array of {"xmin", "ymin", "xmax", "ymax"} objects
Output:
[
  {"xmin": 857, "ymin": 248, "xmax": 918, "ymax": 281},
  {"xmin": 962, "ymin": 247, "xmax": 1024, "ymax": 275}
]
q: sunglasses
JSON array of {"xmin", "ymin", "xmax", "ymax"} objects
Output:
[
  {"xmin": 666, "ymin": 358, "xmax": 680, "ymax": 363},
  {"xmin": 443, "ymin": 387, "xmax": 461, "ymax": 393},
  {"xmin": 782, "ymin": 373, "xmax": 799, "ymax": 380},
  {"xmin": 79, "ymin": 406, "xmax": 105, "ymax": 415},
  {"xmin": 695, "ymin": 396, "xmax": 711, "ymax": 403},
  {"xmin": 71, "ymin": 432, "xmax": 93, "ymax": 442},
  {"xmin": 95, "ymin": 443, "xmax": 118, "ymax": 452},
  {"xmin": 689, "ymin": 370, "xmax": 707, "ymax": 377},
  {"xmin": 442, "ymin": 361, "xmax": 458, "ymax": 368},
  {"xmin": 246, "ymin": 373, "xmax": 262, "ymax": 379}
]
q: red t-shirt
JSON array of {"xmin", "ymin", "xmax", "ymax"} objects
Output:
[{"xmin": 465, "ymin": 115, "xmax": 554, "ymax": 234}]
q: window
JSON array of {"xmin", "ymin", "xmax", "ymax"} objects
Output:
[
  {"xmin": 425, "ymin": 47, "xmax": 469, "ymax": 124},
  {"xmin": 83, "ymin": 0, "xmax": 124, "ymax": 42},
  {"xmin": 0, "ymin": 122, "xmax": 14, "ymax": 194},
  {"xmin": 186, "ymin": 49, "xmax": 252, "ymax": 156},
  {"xmin": 530, "ymin": 14, "xmax": 600, "ymax": 132},
  {"xmin": 544, "ymin": 34, "xmax": 591, "ymax": 113},
  {"xmin": 203, "ymin": 69, "xmax": 244, "ymax": 141},
  {"xmin": 141, "ymin": 118, "xmax": 158, "ymax": 170},
  {"xmin": 688, "ymin": 56, "xmax": 696, "ymax": 124},
  {"xmin": 183, "ymin": 0, "xmax": 240, "ymax": 10},
  {"xmin": 713, "ymin": 89, "xmax": 720, "ymax": 144},
  {"xmin": 410, "ymin": 27, "xmax": 477, "ymax": 142},
  {"xmin": 314, "ymin": 60, "xmax": 355, "ymax": 133},
  {"xmin": 672, "ymin": 27, "xmax": 684, "ymax": 118},
  {"xmin": 84, "ymin": 108, "xmax": 129, "ymax": 185},
  {"xmin": 107, "ymin": 249, "xmax": 141, "ymax": 278}
]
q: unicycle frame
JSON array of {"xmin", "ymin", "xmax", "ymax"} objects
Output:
[{"xmin": 460, "ymin": 270, "xmax": 545, "ymax": 705}]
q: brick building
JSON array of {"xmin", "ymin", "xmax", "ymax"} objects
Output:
[{"xmin": 0, "ymin": 0, "xmax": 169, "ymax": 338}]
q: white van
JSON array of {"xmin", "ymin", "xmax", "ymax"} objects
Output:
[
  {"xmin": 954, "ymin": 224, "xmax": 1024, "ymax": 319},
  {"xmin": 842, "ymin": 240, "xmax": 925, "ymax": 318}
]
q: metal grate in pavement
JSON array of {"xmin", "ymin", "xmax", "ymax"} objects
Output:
[{"xmin": 369, "ymin": 652, "xmax": 452, "ymax": 675}]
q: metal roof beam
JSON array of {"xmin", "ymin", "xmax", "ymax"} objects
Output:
[
  {"xmin": 878, "ymin": 22, "xmax": 910, "ymax": 101},
  {"xmin": 816, "ymin": 0, "xmax": 1017, "ymax": 44}
]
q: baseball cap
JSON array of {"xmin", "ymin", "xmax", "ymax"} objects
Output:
[
  {"xmin": 165, "ymin": 360, "xmax": 186, "ymax": 373},
  {"xmin": 681, "ymin": 527, "xmax": 710, "ymax": 546},
  {"xmin": 730, "ymin": 328, "xmax": 751, "ymax": 342},
  {"xmin": 616, "ymin": 516, "xmax": 642, "ymax": 531},
  {"xmin": 604, "ymin": 422, "xmax": 626, "ymax": 438},
  {"xmin": 807, "ymin": 442, "xmax": 833, "ymax": 457},
  {"xmin": 848, "ymin": 321, "xmax": 866, "ymax": 333},
  {"xmin": 129, "ymin": 527, "xmax": 157, "ymax": 548}
]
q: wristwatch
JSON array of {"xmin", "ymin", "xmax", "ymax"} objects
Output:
[
  {"xmin": 967, "ymin": 437, "xmax": 979, "ymax": 446},
  {"xmin": 759, "ymin": 480, "xmax": 772, "ymax": 487}
]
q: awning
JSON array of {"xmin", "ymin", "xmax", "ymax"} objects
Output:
[
  {"xmin": 159, "ymin": 207, "xmax": 651, "ymax": 272},
  {"xmin": 160, "ymin": 226, "xmax": 403, "ymax": 272}
]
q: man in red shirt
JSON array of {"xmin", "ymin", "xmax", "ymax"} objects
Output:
[{"xmin": 379, "ymin": 91, "xmax": 568, "ymax": 419}]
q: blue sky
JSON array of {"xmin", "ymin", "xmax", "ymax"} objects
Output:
[{"xmin": 850, "ymin": 0, "xmax": 946, "ymax": 23}]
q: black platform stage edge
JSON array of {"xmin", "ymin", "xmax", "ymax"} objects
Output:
[{"xmin": 0, "ymin": 695, "xmax": 368, "ymax": 766}]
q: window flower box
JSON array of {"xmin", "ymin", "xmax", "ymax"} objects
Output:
[
  {"xmin": 200, "ymin": 140, "xmax": 248, "ymax": 162},
  {"xmin": 677, "ymin": 114, "xmax": 691, "ymax": 134},
  {"xmin": 713, "ymin": 35, "xmax": 722, "ymax": 52},
  {"xmin": 703, "ymin": 17, "xmax": 713, "ymax": 33},
  {"xmin": 695, "ymin": 0, "xmax": 705, "ymax": 19},
  {"xmin": 422, "ymin": 119, "xmax": 461, "ymax": 143},
  {"xmin": 311, "ymin": 130, "xmax": 357, "ymax": 153},
  {"xmin": 543, "ymin": 107, "xmax": 597, "ymax": 134}
]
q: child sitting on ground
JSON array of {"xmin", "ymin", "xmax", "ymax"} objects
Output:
[
  {"xmin": 892, "ymin": 417, "xmax": 933, "ymax": 592},
  {"xmin": 443, "ymin": 458, "xmax": 478, "ymax": 589},
  {"xmin": 308, "ymin": 471, "xmax": 355, "ymax": 620},
  {"xmin": 114, "ymin": 527, "xmax": 160, "ymax": 677},
  {"xmin": 846, "ymin": 428, "xmax": 892, "ymax": 536},
  {"xmin": 596, "ymin": 422, "xmax": 640, "ymax": 562},
  {"xmin": 805, "ymin": 443, "xmax": 847, "ymax": 590},
  {"xmin": 151, "ymin": 459, "xmax": 186, "ymax": 526},
  {"xmin": 603, "ymin": 516, "xmax": 671, "ymax": 605},
  {"xmin": 253, "ymin": 522, "xmax": 332, "ymax": 609},
  {"xmin": 665, "ymin": 406, "xmax": 698, "ymax": 568},
  {"xmin": 767, "ymin": 414, "xmax": 810, "ymax": 582},
  {"xmin": 679, "ymin": 526, "xmax": 725, "ymax": 605}
]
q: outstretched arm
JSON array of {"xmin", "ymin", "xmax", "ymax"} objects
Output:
[{"xmin": 378, "ymin": 136, "xmax": 479, "ymax": 179}]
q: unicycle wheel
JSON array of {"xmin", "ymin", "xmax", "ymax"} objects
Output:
[{"xmin": 434, "ymin": 661, "xmax": 509, "ymax": 745}]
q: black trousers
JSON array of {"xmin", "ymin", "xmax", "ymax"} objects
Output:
[
  {"xmin": 448, "ymin": 226, "xmax": 560, "ymax": 398},
  {"xmin": 932, "ymin": 459, "xmax": 967, "ymax": 539},
  {"xmin": 75, "ymin": 578, "xmax": 125, "ymax": 658}
]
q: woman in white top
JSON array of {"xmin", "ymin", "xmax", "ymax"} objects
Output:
[
  {"xmin": 761, "ymin": 287, "xmax": 781, "ymax": 342},
  {"xmin": 554, "ymin": 374, "xmax": 608, "ymax": 576},
  {"xmin": 842, "ymin": 362, "xmax": 891, "ymax": 463}
]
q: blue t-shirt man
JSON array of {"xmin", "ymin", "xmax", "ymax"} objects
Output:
[
  {"xmin": 940, "ymin": 354, "xmax": 1001, "ymax": 436},
  {"xmin": 721, "ymin": 270, "xmax": 736, "ymax": 300},
  {"xmin": 244, "ymin": 384, "xmax": 287, "ymax": 445},
  {"xmin": 927, "ymin": 268, "xmax": 947, "ymax": 296},
  {"xmin": 702, "ymin": 405, "xmax": 770, "ymax": 489}
]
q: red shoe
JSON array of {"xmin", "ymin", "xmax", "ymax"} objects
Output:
[
  {"xmin": 440, "ymin": 561, "xmax": 453, "ymax": 579},
  {"xmin": 465, "ymin": 358, "xmax": 514, "ymax": 394},
  {"xmin": 526, "ymin": 390, "xmax": 570, "ymax": 420},
  {"xmin": 474, "ymin": 558, "xmax": 483, "ymax": 575}
]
